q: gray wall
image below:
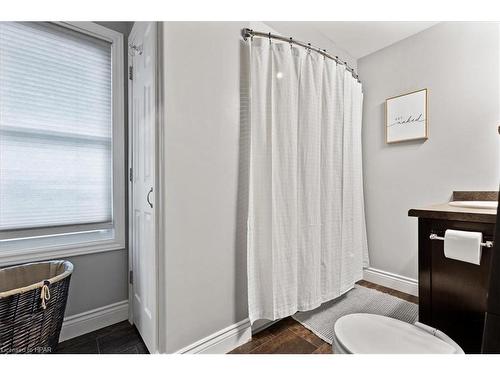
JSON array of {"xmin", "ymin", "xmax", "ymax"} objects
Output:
[
  {"xmin": 358, "ymin": 22, "xmax": 499, "ymax": 280},
  {"xmin": 64, "ymin": 21, "xmax": 133, "ymax": 316},
  {"xmin": 161, "ymin": 22, "xmax": 250, "ymax": 353},
  {"xmin": 159, "ymin": 21, "xmax": 359, "ymax": 353},
  {"xmin": 64, "ymin": 251, "xmax": 128, "ymax": 315},
  {"xmin": 263, "ymin": 21, "xmax": 357, "ymax": 69}
]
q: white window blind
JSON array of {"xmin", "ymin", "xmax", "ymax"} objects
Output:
[{"xmin": 0, "ymin": 22, "xmax": 113, "ymax": 234}]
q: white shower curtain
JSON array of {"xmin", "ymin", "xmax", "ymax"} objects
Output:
[{"xmin": 247, "ymin": 39, "xmax": 369, "ymax": 323}]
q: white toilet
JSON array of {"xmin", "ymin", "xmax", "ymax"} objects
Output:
[{"xmin": 333, "ymin": 313, "xmax": 464, "ymax": 354}]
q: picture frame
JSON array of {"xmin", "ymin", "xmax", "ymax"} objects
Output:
[{"xmin": 385, "ymin": 88, "xmax": 428, "ymax": 144}]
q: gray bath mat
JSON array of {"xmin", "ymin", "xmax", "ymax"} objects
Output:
[{"xmin": 292, "ymin": 285, "xmax": 418, "ymax": 345}]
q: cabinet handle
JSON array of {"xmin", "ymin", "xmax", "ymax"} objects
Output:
[{"xmin": 147, "ymin": 187, "xmax": 153, "ymax": 208}]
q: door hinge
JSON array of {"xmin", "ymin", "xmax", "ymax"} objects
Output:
[
  {"xmin": 129, "ymin": 65, "xmax": 133, "ymax": 80},
  {"xmin": 129, "ymin": 167, "xmax": 133, "ymax": 182},
  {"xmin": 129, "ymin": 270, "xmax": 133, "ymax": 284}
]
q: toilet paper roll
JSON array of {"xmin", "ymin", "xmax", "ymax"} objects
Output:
[{"xmin": 443, "ymin": 229, "xmax": 482, "ymax": 265}]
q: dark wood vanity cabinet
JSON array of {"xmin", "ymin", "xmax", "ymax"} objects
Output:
[
  {"xmin": 416, "ymin": 218, "xmax": 495, "ymax": 353},
  {"xmin": 409, "ymin": 192, "xmax": 497, "ymax": 353}
]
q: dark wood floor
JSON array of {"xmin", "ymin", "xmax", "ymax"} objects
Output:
[
  {"xmin": 228, "ymin": 280, "xmax": 418, "ymax": 354},
  {"xmin": 55, "ymin": 281, "xmax": 416, "ymax": 354},
  {"xmin": 56, "ymin": 321, "xmax": 148, "ymax": 354},
  {"xmin": 358, "ymin": 280, "xmax": 418, "ymax": 304}
]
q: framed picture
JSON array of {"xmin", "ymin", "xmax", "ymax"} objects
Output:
[{"xmin": 385, "ymin": 88, "xmax": 428, "ymax": 143}]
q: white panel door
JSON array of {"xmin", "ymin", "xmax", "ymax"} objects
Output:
[{"xmin": 129, "ymin": 22, "xmax": 157, "ymax": 353}]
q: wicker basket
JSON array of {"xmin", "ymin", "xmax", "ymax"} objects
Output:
[{"xmin": 0, "ymin": 260, "xmax": 73, "ymax": 354}]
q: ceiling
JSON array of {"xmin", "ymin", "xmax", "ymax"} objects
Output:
[
  {"xmin": 313, "ymin": 22, "xmax": 439, "ymax": 59},
  {"xmin": 267, "ymin": 22, "xmax": 439, "ymax": 60}
]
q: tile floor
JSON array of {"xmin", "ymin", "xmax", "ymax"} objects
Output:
[{"xmin": 56, "ymin": 321, "xmax": 148, "ymax": 354}]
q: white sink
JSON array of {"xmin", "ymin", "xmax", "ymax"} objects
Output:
[{"xmin": 448, "ymin": 201, "xmax": 498, "ymax": 209}]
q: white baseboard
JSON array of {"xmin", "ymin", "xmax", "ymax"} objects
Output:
[
  {"xmin": 175, "ymin": 318, "xmax": 252, "ymax": 354},
  {"xmin": 59, "ymin": 300, "xmax": 129, "ymax": 342},
  {"xmin": 363, "ymin": 267, "xmax": 418, "ymax": 297}
]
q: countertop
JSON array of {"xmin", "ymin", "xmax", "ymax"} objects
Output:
[
  {"xmin": 408, "ymin": 202, "xmax": 497, "ymax": 224},
  {"xmin": 408, "ymin": 191, "xmax": 498, "ymax": 224}
]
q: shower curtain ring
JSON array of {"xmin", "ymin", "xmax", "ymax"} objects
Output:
[{"xmin": 268, "ymin": 32, "xmax": 272, "ymax": 44}]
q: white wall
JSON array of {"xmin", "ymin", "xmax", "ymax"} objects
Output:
[{"xmin": 358, "ymin": 22, "xmax": 499, "ymax": 280}]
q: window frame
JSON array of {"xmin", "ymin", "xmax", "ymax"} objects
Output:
[{"xmin": 0, "ymin": 22, "xmax": 125, "ymax": 267}]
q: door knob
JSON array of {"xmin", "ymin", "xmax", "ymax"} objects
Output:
[{"xmin": 147, "ymin": 187, "xmax": 153, "ymax": 208}]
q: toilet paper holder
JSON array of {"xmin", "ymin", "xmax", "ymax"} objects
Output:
[{"xmin": 429, "ymin": 233, "xmax": 494, "ymax": 248}]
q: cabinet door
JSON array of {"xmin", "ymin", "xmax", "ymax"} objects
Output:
[{"xmin": 427, "ymin": 220, "xmax": 494, "ymax": 353}]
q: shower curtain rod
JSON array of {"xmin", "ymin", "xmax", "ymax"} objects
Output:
[{"xmin": 241, "ymin": 28, "xmax": 360, "ymax": 83}]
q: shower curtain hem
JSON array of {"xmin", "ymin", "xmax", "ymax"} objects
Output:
[{"xmin": 249, "ymin": 283, "xmax": 357, "ymax": 324}]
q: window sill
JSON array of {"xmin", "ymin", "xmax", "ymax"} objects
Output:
[{"xmin": 0, "ymin": 235, "xmax": 125, "ymax": 267}]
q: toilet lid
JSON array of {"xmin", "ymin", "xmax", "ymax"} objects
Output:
[{"xmin": 334, "ymin": 313, "xmax": 456, "ymax": 354}]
